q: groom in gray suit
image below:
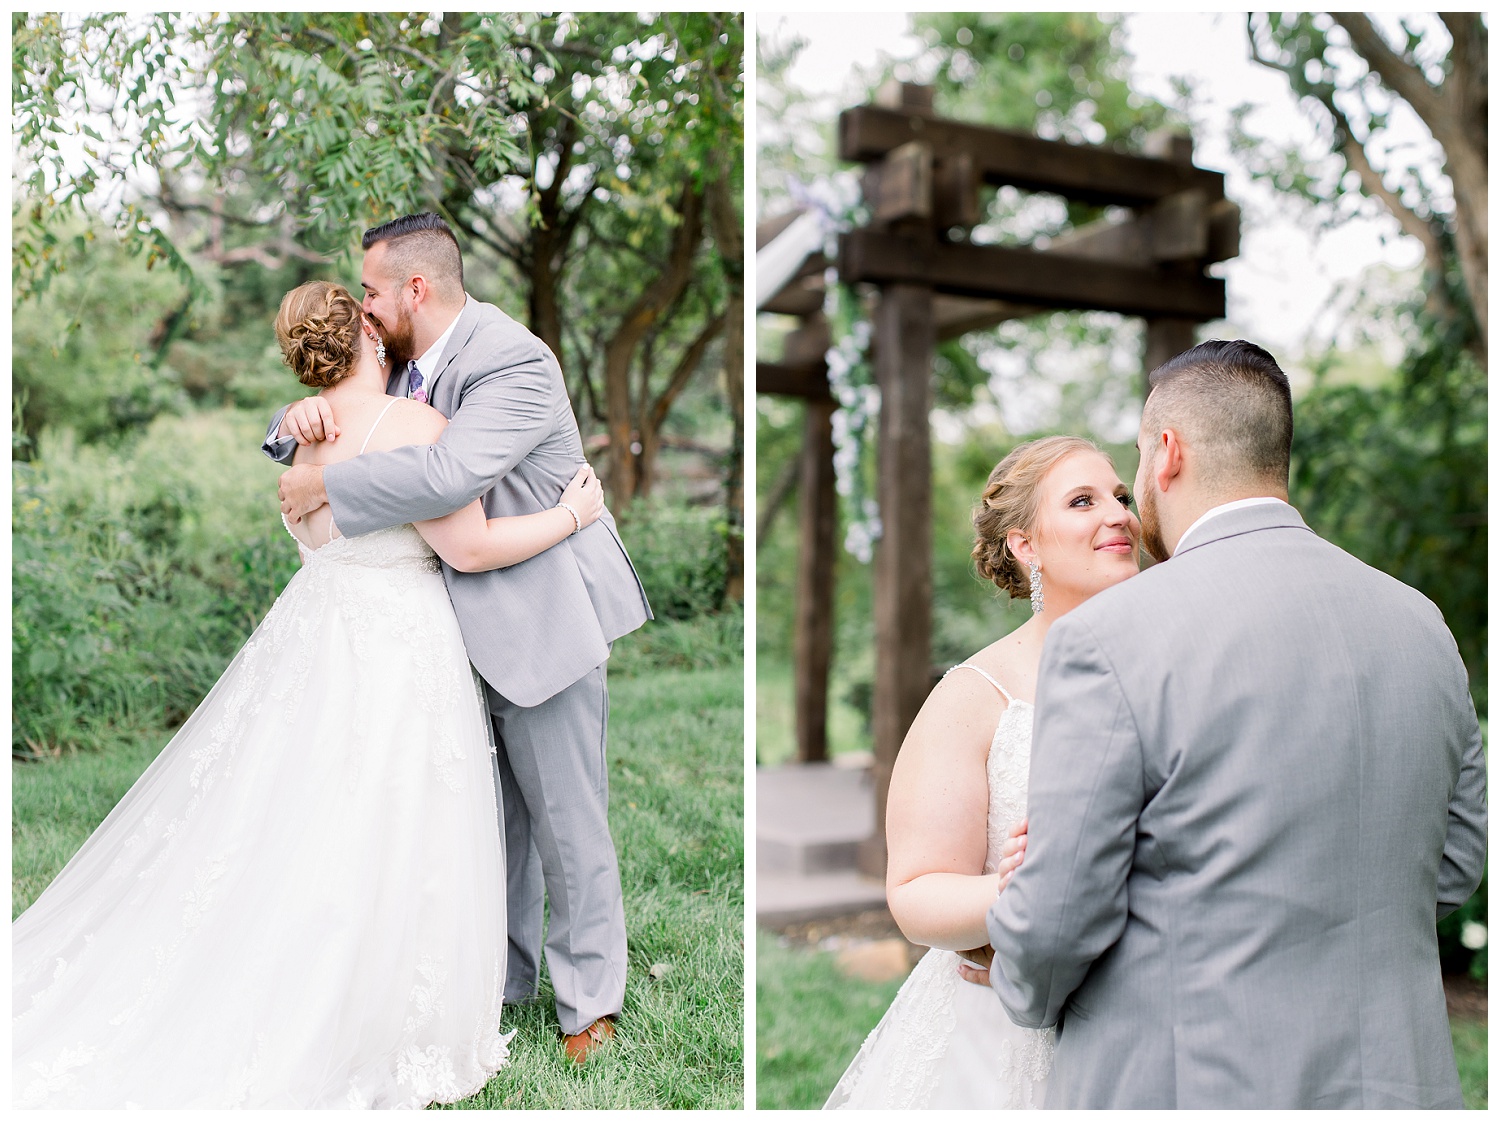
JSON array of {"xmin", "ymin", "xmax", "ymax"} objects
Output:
[
  {"xmin": 986, "ymin": 340, "xmax": 1486, "ymax": 1107},
  {"xmin": 267, "ymin": 214, "xmax": 651, "ymax": 1059}
]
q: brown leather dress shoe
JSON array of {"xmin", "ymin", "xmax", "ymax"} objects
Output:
[{"xmin": 561, "ymin": 1016, "xmax": 615, "ymax": 1064}]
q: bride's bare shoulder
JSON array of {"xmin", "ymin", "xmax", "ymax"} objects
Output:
[
  {"xmin": 371, "ymin": 398, "xmax": 448, "ymax": 447},
  {"xmin": 952, "ymin": 631, "xmax": 1038, "ymax": 706}
]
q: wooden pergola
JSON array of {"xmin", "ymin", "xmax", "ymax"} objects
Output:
[{"xmin": 757, "ymin": 83, "xmax": 1239, "ymax": 875}]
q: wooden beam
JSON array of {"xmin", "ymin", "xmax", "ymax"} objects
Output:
[
  {"xmin": 863, "ymin": 281, "xmax": 934, "ymax": 879},
  {"xmin": 840, "ymin": 229, "xmax": 1226, "ymax": 320},
  {"xmin": 933, "ymin": 294, "xmax": 1047, "ymax": 341},
  {"xmin": 756, "ymin": 210, "xmax": 802, "ymax": 251},
  {"xmin": 756, "ymin": 361, "xmax": 830, "ymax": 400},
  {"xmin": 839, "ymin": 105, "xmax": 1226, "ymax": 207},
  {"xmin": 794, "ymin": 398, "xmax": 838, "ymax": 763},
  {"xmin": 759, "ymin": 281, "xmax": 825, "ymax": 318},
  {"xmin": 1046, "ymin": 190, "xmax": 1234, "ymax": 266},
  {"xmin": 759, "ymin": 251, "xmax": 829, "ymax": 317}
]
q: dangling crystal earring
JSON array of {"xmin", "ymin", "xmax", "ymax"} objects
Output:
[
  {"xmin": 1028, "ymin": 560, "xmax": 1044, "ymax": 615},
  {"xmin": 374, "ymin": 336, "xmax": 387, "ymax": 369}
]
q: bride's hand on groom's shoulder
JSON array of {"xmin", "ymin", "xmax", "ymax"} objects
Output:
[
  {"xmin": 279, "ymin": 397, "xmax": 340, "ymax": 446},
  {"xmin": 560, "ymin": 464, "xmax": 605, "ymax": 530}
]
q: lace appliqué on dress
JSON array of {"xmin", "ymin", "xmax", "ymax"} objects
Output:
[
  {"xmin": 825, "ymin": 698, "xmax": 1055, "ymax": 1110},
  {"xmin": 825, "ymin": 948, "xmax": 961, "ymax": 1109}
]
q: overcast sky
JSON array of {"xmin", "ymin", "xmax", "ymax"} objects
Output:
[{"xmin": 757, "ymin": 12, "xmax": 1435, "ymax": 368}]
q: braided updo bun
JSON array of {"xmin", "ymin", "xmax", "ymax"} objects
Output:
[
  {"xmin": 972, "ymin": 435, "xmax": 1106, "ymax": 599},
  {"xmin": 274, "ymin": 281, "xmax": 364, "ymax": 388}
]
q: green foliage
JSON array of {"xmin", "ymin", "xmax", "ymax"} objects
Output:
[
  {"xmin": 14, "ymin": 12, "xmax": 742, "ymax": 526},
  {"xmin": 1291, "ymin": 332, "xmax": 1486, "ymax": 712},
  {"xmin": 609, "ymin": 607, "xmax": 743, "ymax": 679},
  {"xmin": 13, "ymin": 12, "xmax": 541, "ymax": 287},
  {"xmin": 11, "ymin": 217, "xmax": 193, "ymax": 449},
  {"xmin": 1451, "ymin": 1017, "xmax": 1488, "ymax": 1109},
  {"xmin": 620, "ymin": 500, "xmax": 730, "ymax": 620},
  {"xmin": 917, "ymin": 13, "xmax": 1171, "ymax": 144},
  {"xmin": 12, "ymin": 411, "xmax": 293, "ymax": 758}
]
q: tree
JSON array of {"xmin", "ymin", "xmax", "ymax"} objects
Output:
[
  {"xmin": 13, "ymin": 12, "xmax": 744, "ymax": 522},
  {"xmin": 1236, "ymin": 14, "xmax": 1487, "ymax": 710},
  {"xmin": 1242, "ymin": 13, "xmax": 1485, "ymax": 364},
  {"xmin": 447, "ymin": 13, "xmax": 743, "ymax": 511}
]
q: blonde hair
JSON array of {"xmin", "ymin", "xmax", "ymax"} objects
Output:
[
  {"xmin": 274, "ymin": 281, "xmax": 363, "ymax": 388},
  {"xmin": 972, "ymin": 435, "xmax": 1107, "ymax": 599}
]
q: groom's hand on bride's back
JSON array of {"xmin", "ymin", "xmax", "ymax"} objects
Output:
[
  {"xmin": 279, "ymin": 397, "xmax": 340, "ymax": 446},
  {"xmin": 280, "ymin": 464, "xmax": 328, "ymax": 524}
]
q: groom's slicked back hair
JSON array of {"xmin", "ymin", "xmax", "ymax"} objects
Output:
[
  {"xmin": 362, "ymin": 213, "xmax": 464, "ymax": 303},
  {"xmin": 1142, "ymin": 339, "xmax": 1293, "ymax": 489}
]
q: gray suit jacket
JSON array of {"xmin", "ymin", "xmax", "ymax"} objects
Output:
[
  {"xmin": 987, "ymin": 502, "xmax": 1486, "ymax": 1108},
  {"xmin": 265, "ymin": 298, "xmax": 651, "ymax": 706}
]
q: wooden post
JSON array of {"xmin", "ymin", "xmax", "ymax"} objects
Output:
[
  {"xmin": 1142, "ymin": 130, "xmax": 1202, "ymax": 394},
  {"xmin": 862, "ymin": 281, "xmax": 934, "ymax": 877},
  {"xmin": 794, "ymin": 395, "xmax": 838, "ymax": 763},
  {"xmin": 1144, "ymin": 318, "xmax": 1199, "ymax": 389}
]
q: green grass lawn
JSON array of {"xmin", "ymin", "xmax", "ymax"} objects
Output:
[
  {"xmin": 13, "ymin": 663, "xmax": 744, "ymax": 1109},
  {"xmin": 755, "ymin": 930, "xmax": 902, "ymax": 1109},
  {"xmin": 755, "ymin": 661, "xmax": 872, "ymax": 767},
  {"xmin": 756, "ymin": 932, "xmax": 1487, "ymax": 1109}
]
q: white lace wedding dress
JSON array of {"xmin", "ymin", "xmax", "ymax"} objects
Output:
[
  {"xmin": 825, "ymin": 664, "xmax": 1055, "ymax": 1110},
  {"xmin": 13, "ymin": 487, "xmax": 513, "ymax": 1108}
]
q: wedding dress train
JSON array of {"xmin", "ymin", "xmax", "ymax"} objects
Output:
[
  {"xmin": 825, "ymin": 664, "xmax": 1055, "ymax": 1110},
  {"xmin": 13, "ymin": 514, "xmax": 512, "ymax": 1108}
]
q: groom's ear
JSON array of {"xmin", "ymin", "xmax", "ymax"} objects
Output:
[
  {"xmin": 407, "ymin": 274, "xmax": 431, "ymax": 308},
  {"xmin": 1155, "ymin": 428, "xmax": 1186, "ymax": 491}
]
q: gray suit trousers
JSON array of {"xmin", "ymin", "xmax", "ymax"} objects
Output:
[{"xmin": 485, "ymin": 664, "xmax": 626, "ymax": 1035}]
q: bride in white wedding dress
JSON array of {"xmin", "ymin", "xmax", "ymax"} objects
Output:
[
  {"xmin": 13, "ymin": 282, "xmax": 605, "ymax": 1109},
  {"xmin": 826, "ymin": 436, "xmax": 1141, "ymax": 1110}
]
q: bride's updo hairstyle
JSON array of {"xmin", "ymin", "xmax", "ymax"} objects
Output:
[
  {"xmin": 972, "ymin": 435, "xmax": 1107, "ymax": 599},
  {"xmin": 274, "ymin": 281, "xmax": 364, "ymax": 388}
]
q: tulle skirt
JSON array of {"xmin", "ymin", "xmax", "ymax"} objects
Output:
[
  {"xmin": 13, "ymin": 532, "xmax": 512, "ymax": 1108},
  {"xmin": 826, "ymin": 947, "xmax": 1054, "ymax": 1110}
]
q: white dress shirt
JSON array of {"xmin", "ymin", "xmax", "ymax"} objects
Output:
[
  {"xmin": 1174, "ymin": 496, "xmax": 1291, "ymax": 553},
  {"xmin": 405, "ymin": 296, "xmax": 470, "ymax": 398}
]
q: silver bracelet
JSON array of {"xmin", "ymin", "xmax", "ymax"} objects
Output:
[{"xmin": 556, "ymin": 501, "xmax": 581, "ymax": 534}]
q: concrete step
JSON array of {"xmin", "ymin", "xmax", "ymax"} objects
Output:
[
  {"xmin": 756, "ymin": 869, "xmax": 889, "ymax": 926},
  {"xmin": 756, "ymin": 762, "xmax": 875, "ymax": 875}
]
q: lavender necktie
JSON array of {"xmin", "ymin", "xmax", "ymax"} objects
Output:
[{"xmin": 407, "ymin": 360, "xmax": 427, "ymax": 404}]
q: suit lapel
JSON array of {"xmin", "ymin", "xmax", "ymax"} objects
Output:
[{"xmin": 431, "ymin": 297, "xmax": 482, "ymax": 416}]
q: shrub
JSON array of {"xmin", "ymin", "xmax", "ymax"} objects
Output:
[
  {"xmin": 12, "ymin": 412, "xmax": 292, "ymax": 757},
  {"xmin": 619, "ymin": 499, "xmax": 729, "ymax": 620}
]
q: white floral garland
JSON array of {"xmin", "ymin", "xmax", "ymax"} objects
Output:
[{"xmin": 790, "ymin": 174, "xmax": 883, "ymax": 563}]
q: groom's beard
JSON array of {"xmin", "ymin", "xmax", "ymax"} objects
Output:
[
  {"xmin": 376, "ymin": 304, "xmax": 418, "ymax": 370},
  {"xmin": 1139, "ymin": 480, "xmax": 1169, "ymax": 563}
]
